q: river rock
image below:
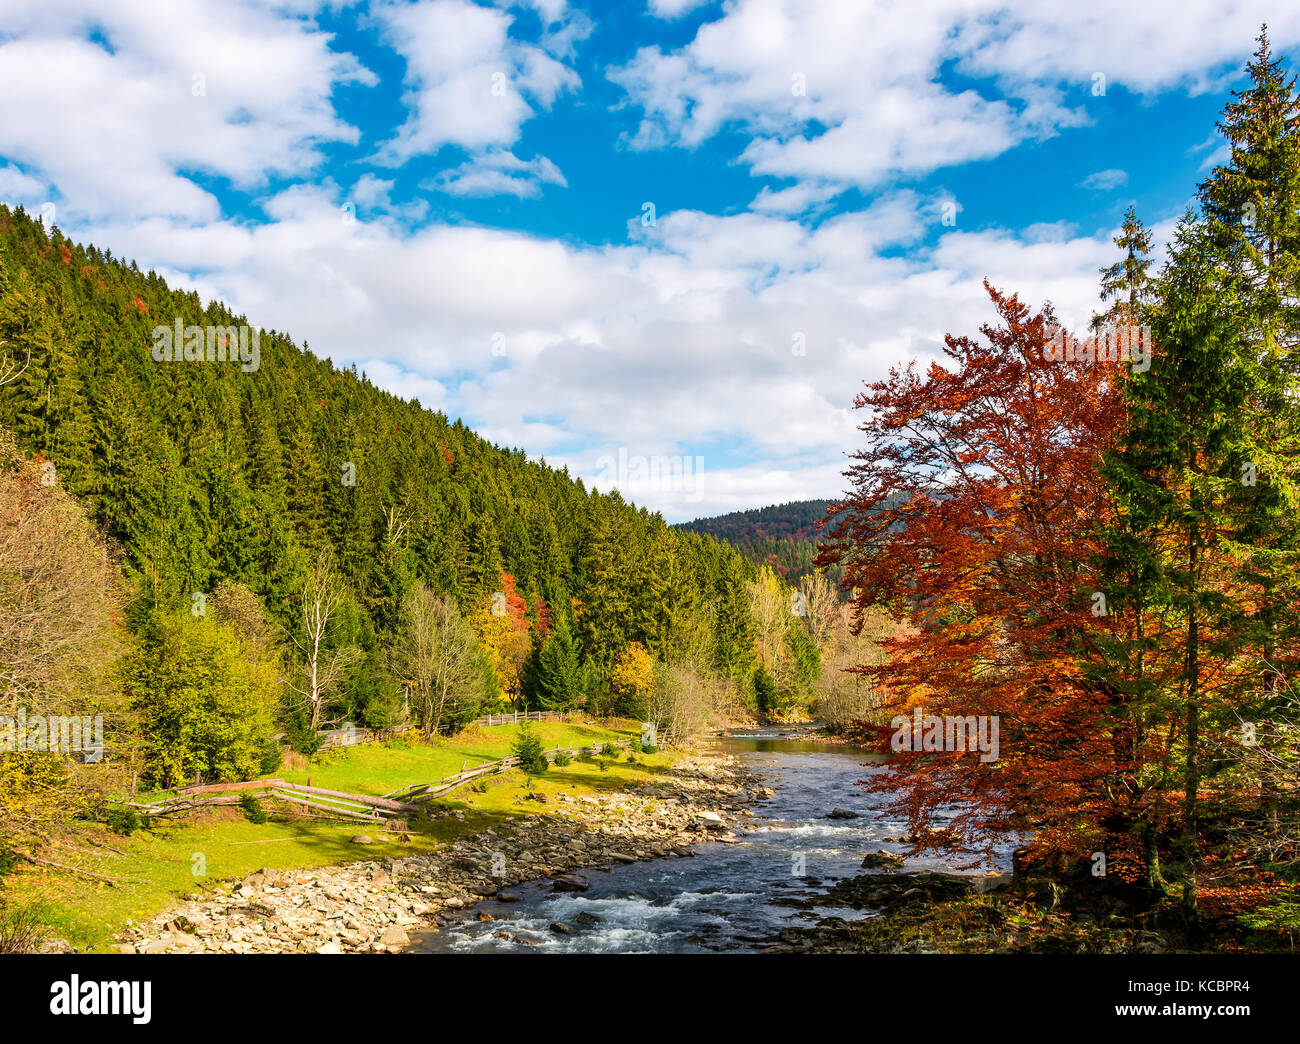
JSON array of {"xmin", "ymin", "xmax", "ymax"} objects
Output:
[
  {"xmin": 379, "ymin": 926, "xmax": 409, "ymax": 947},
  {"xmin": 860, "ymin": 850, "xmax": 906, "ymax": 870},
  {"xmin": 552, "ymin": 875, "xmax": 588, "ymax": 892},
  {"xmin": 350, "ymin": 835, "xmax": 374, "ymax": 845},
  {"xmin": 827, "ymin": 808, "xmax": 859, "ymax": 820},
  {"xmin": 549, "ymin": 921, "xmax": 579, "ymax": 935}
]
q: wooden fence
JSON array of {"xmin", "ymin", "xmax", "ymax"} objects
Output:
[
  {"xmin": 127, "ymin": 734, "xmax": 632, "ymax": 824},
  {"xmin": 129, "ymin": 779, "xmax": 420, "ymax": 825},
  {"xmin": 315, "ymin": 710, "xmax": 570, "ymax": 750},
  {"xmin": 386, "ymin": 737, "xmax": 632, "ymax": 805}
]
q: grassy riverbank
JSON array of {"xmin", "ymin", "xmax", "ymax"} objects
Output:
[{"xmin": 7, "ymin": 717, "xmax": 679, "ymax": 953}]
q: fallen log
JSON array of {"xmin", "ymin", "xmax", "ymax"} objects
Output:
[
  {"xmin": 272, "ymin": 781, "xmax": 418, "ymax": 813},
  {"xmin": 268, "ymin": 790, "xmax": 382, "ymax": 823}
]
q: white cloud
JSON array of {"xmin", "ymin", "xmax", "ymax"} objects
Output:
[
  {"xmin": 0, "ymin": 163, "xmax": 47, "ymax": 204},
  {"xmin": 0, "ymin": 0, "xmax": 373, "ymax": 221},
  {"xmin": 429, "ymin": 149, "xmax": 567, "ymax": 198},
  {"xmin": 647, "ymin": 0, "xmax": 711, "ymax": 19},
  {"xmin": 610, "ymin": 0, "xmax": 1300, "ymax": 193},
  {"xmin": 750, "ymin": 180, "xmax": 842, "ymax": 216},
  {"xmin": 1080, "ymin": 169, "xmax": 1129, "ymax": 191},
  {"xmin": 373, "ymin": 0, "xmax": 579, "ymax": 160}
]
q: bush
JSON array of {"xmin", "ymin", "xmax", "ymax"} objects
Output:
[
  {"xmin": 601, "ymin": 742, "xmax": 621, "ymax": 758},
  {"xmin": 106, "ymin": 807, "xmax": 140, "ymax": 836},
  {"xmin": 125, "ymin": 613, "xmax": 280, "ymax": 787},
  {"xmin": 553, "ymin": 750, "xmax": 572, "ymax": 767},
  {"xmin": 1239, "ymin": 897, "xmax": 1300, "ymax": 945},
  {"xmin": 511, "ymin": 722, "xmax": 549, "ymax": 775},
  {"xmin": 284, "ymin": 709, "xmax": 325, "ymax": 758},
  {"xmin": 642, "ymin": 744, "xmax": 659, "ymax": 755},
  {"xmin": 240, "ymin": 793, "xmax": 269, "ymax": 824},
  {"xmin": 629, "ymin": 738, "xmax": 643, "ymax": 753},
  {"xmin": 259, "ymin": 739, "xmax": 284, "ymax": 775}
]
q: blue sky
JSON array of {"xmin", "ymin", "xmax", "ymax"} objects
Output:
[{"xmin": 0, "ymin": 0, "xmax": 1296, "ymax": 520}]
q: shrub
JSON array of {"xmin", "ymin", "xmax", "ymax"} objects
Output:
[
  {"xmin": 601, "ymin": 742, "xmax": 621, "ymax": 758},
  {"xmin": 642, "ymin": 744, "xmax": 659, "ymax": 755},
  {"xmin": 511, "ymin": 722, "xmax": 549, "ymax": 774},
  {"xmin": 1239, "ymin": 897, "xmax": 1300, "ymax": 945},
  {"xmin": 124, "ymin": 613, "xmax": 280, "ymax": 787},
  {"xmin": 284, "ymin": 709, "xmax": 325, "ymax": 758},
  {"xmin": 553, "ymin": 750, "xmax": 572, "ymax": 767},
  {"xmin": 106, "ymin": 807, "xmax": 140, "ymax": 836},
  {"xmin": 629, "ymin": 738, "xmax": 643, "ymax": 754},
  {"xmin": 240, "ymin": 793, "xmax": 269, "ymax": 824},
  {"xmin": 259, "ymin": 739, "xmax": 284, "ymax": 775}
]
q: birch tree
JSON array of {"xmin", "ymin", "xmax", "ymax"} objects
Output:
[{"xmin": 289, "ymin": 552, "xmax": 358, "ymax": 730}]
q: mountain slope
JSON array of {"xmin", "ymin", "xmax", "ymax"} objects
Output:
[
  {"xmin": 0, "ymin": 205, "xmax": 760, "ymax": 724},
  {"xmin": 677, "ymin": 499, "xmax": 839, "ymax": 586}
]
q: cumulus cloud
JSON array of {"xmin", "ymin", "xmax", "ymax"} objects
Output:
[
  {"xmin": 610, "ymin": 0, "xmax": 1300, "ymax": 193},
  {"xmin": 372, "ymin": 0, "xmax": 579, "ymax": 159},
  {"xmin": 0, "ymin": 163, "xmax": 47, "ymax": 205},
  {"xmin": 0, "ymin": 0, "xmax": 373, "ymax": 221},
  {"xmin": 429, "ymin": 149, "xmax": 567, "ymax": 198}
]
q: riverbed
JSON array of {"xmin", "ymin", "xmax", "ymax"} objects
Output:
[{"xmin": 411, "ymin": 726, "xmax": 1012, "ymax": 953}]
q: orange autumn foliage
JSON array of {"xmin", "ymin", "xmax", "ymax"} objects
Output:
[
  {"xmin": 469, "ymin": 572, "xmax": 531, "ymax": 706},
  {"xmin": 818, "ymin": 283, "xmax": 1133, "ymax": 860}
]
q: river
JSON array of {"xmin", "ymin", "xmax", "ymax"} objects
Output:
[{"xmin": 410, "ymin": 726, "xmax": 1012, "ymax": 953}]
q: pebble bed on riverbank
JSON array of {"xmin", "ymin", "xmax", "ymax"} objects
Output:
[{"xmin": 114, "ymin": 752, "xmax": 772, "ymax": 954}]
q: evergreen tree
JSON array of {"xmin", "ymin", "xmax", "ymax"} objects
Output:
[
  {"xmin": 528, "ymin": 622, "xmax": 587, "ymax": 712},
  {"xmin": 1094, "ymin": 205, "xmax": 1156, "ymax": 329},
  {"xmin": 1102, "ymin": 214, "xmax": 1258, "ymax": 923}
]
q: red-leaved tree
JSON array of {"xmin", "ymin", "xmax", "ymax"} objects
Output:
[{"xmin": 818, "ymin": 283, "xmax": 1138, "ymax": 863}]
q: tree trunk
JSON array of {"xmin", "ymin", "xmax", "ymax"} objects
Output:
[{"xmin": 1182, "ymin": 527, "xmax": 1200, "ymax": 930}]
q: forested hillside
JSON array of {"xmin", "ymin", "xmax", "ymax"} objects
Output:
[
  {"xmin": 678, "ymin": 500, "xmax": 839, "ymax": 586},
  {"xmin": 0, "ymin": 204, "xmax": 764, "ymax": 752}
]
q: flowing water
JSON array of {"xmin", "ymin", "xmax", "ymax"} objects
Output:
[{"xmin": 410, "ymin": 726, "xmax": 1012, "ymax": 953}]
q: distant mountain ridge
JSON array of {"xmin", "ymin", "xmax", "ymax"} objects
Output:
[{"xmin": 676, "ymin": 499, "xmax": 838, "ymax": 586}]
